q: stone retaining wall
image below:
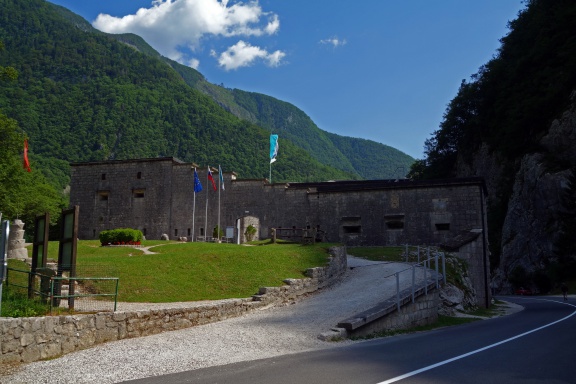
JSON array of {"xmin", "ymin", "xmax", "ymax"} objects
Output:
[
  {"xmin": 0, "ymin": 246, "xmax": 347, "ymax": 364},
  {"xmin": 346, "ymin": 289, "xmax": 439, "ymax": 339}
]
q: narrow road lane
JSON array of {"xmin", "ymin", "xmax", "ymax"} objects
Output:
[{"xmin": 127, "ymin": 296, "xmax": 576, "ymax": 384}]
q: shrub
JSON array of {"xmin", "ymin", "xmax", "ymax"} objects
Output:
[
  {"xmin": 99, "ymin": 228, "xmax": 143, "ymax": 246},
  {"xmin": 245, "ymin": 224, "xmax": 257, "ymax": 242},
  {"xmin": 213, "ymin": 225, "xmax": 224, "ymax": 239}
]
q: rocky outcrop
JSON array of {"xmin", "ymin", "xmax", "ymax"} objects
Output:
[
  {"xmin": 462, "ymin": 92, "xmax": 576, "ymax": 293},
  {"xmin": 492, "ymin": 154, "xmax": 570, "ymax": 292},
  {"xmin": 439, "ymin": 254, "xmax": 477, "ymax": 315},
  {"xmin": 491, "ymin": 93, "xmax": 576, "ymax": 293}
]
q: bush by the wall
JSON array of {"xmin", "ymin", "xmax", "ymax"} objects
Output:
[{"xmin": 99, "ymin": 228, "xmax": 143, "ymax": 246}]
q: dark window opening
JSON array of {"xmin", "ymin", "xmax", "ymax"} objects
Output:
[
  {"xmin": 435, "ymin": 223, "xmax": 450, "ymax": 231},
  {"xmin": 143, "ymin": 228, "xmax": 147, "ymax": 236},
  {"xmin": 93, "ymin": 229, "xmax": 96, "ymax": 238},
  {"xmin": 188, "ymin": 228, "xmax": 191, "ymax": 237},
  {"xmin": 175, "ymin": 229, "xmax": 178, "ymax": 237},
  {"xmin": 137, "ymin": 171, "xmax": 142, "ymax": 179},
  {"xmin": 341, "ymin": 216, "xmax": 361, "ymax": 221},
  {"xmin": 98, "ymin": 192, "xmax": 109, "ymax": 201},
  {"xmin": 343, "ymin": 225, "xmax": 361, "ymax": 234},
  {"xmin": 101, "ymin": 173, "xmax": 106, "ymax": 180},
  {"xmin": 386, "ymin": 221, "xmax": 404, "ymax": 229},
  {"xmin": 200, "ymin": 228, "xmax": 205, "ymax": 236},
  {"xmin": 133, "ymin": 189, "xmax": 145, "ymax": 198}
]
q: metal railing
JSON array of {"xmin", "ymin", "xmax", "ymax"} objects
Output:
[
  {"xmin": 383, "ymin": 249, "xmax": 446, "ymax": 312},
  {"xmin": 5, "ymin": 267, "xmax": 119, "ymax": 314}
]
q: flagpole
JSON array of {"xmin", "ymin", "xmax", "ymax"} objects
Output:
[
  {"xmin": 218, "ymin": 165, "xmax": 221, "ymax": 243},
  {"xmin": 192, "ymin": 188, "xmax": 196, "ymax": 242},
  {"xmin": 205, "ymin": 167, "xmax": 209, "ymax": 242}
]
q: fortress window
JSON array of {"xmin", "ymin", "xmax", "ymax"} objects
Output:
[
  {"xmin": 435, "ymin": 223, "xmax": 450, "ymax": 231},
  {"xmin": 385, "ymin": 214, "xmax": 404, "ymax": 230},
  {"xmin": 101, "ymin": 173, "xmax": 106, "ymax": 180},
  {"xmin": 98, "ymin": 191, "xmax": 109, "ymax": 201},
  {"xmin": 386, "ymin": 221, "xmax": 404, "ymax": 229},
  {"xmin": 137, "ymin": 172, "xmax": 142, "ymax": 179},
  {"xmin": 133, "ymin": 189, "xmax": 145, "ymax": 198},
  {"xmin": 175, "ymin": 229, "xmax": 178, "ymax": 237},
  {"xmin": 343, "ymin": 225, "xmax": 361, "ymax": 234}
]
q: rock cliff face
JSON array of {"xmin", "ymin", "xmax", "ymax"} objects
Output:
[{"xmin": 459, "ymin": 92, "xmax": 576, "ymax": 293}]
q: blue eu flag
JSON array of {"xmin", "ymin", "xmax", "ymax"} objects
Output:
[{"xmin": 193, "ymin": 168, "xmax": 203, "ymax": 193}]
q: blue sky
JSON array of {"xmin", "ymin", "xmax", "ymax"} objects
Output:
[{"xmin": 48, "ymin": 0, "xmax": 525, "ymax": 159}]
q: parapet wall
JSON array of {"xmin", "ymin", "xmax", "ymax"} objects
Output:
[{"xmin": 0, "ymin": 246, "xmax": 347, "ymax": 364}]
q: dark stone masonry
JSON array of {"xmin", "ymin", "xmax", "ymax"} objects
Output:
[{"xmin": 69, "ymin": 157, "xmax": 490, "ymax": 307}]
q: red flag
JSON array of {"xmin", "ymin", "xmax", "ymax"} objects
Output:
[
  {"xmin": 207, "ymin": 166, "xmax": 217, "ymax": 191},
  {"xmin": 23, "ymin": 139, "xmax": 31, "ymax": 172}
]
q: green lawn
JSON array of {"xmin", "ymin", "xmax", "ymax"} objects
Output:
[
  {"xmin": 9, "ymin": 241, "xmax": 333, "ymax": 303},
  {"xmin": 346, "ymin": 246, "xmax": 405, "ymax": 262}
]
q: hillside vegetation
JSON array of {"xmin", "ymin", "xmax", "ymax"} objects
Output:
[
  {"xmin": 411, "ymin": 0, "xmax": 576, "ymax": 291},
  {"xmin": 0, "ymin": 0, "xmax": 413, "ymax": 198}
]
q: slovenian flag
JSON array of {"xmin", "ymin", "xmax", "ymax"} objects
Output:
[
  {"xmin": 193, "ymin": 168, "xmax": 203, "ymax": 193},
  {"xmin": 270, "ymin": 134, "xmax": 278, "ymax": 164},
  {"xmin": 219, "ymin": 165, "xmax": 225, "ymax": 191},
  {"xmin": 207, "ymin": 166, "xmax": 217, "ymax": 191}
]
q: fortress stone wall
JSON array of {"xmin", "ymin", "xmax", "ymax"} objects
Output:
[{"xmin": 69, "ymin": 157, "xmax": 491, "ymax": 306}]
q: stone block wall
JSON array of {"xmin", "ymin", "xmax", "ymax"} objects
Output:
[
  {"xmin": 0, "ymin": 246, "xmax": 347, "ymax": 364},
  {"xmin": 347, "ymin": 290, "xmax": 439, "ymax": 339}
]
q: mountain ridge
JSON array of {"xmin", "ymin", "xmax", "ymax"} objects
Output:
[{"xmin": 48, "ymin": 3, "xmax": 414, "ymax": 180}]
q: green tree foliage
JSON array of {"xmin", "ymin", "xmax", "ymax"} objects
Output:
[
  {"xmin": 0, "ymin": 0, "xmax": 358, "ymax": 186},
  {"xmin": 0, "ymin": 112, "xmax": 65, "ymax": 230},
  {"xmin": 0, "ymin": 37, "xmax": 72, "ymax": 234},
  {"xmin": 412, "ymin": 0, "xmax": 576, "ymax": 270}
]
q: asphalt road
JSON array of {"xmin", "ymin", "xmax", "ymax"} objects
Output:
[{"xmin": 126, "ymin": 296, "xmax": 576, "ymax": 384}]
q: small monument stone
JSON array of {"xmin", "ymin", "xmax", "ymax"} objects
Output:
[{"xmin": 8, "ymin": 219, "xmax": 28, "ymax": 260}]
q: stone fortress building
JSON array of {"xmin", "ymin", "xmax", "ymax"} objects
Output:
[{"xmin": 69, "ymin": 157, "xmax": 491, "ymax": 307}]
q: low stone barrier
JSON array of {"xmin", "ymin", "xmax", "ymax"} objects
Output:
[
  {"xmin": 319, "ymin": 280, "xmax": 439, "ymax": 341},
  {"xmin": 0, "ymin": 246, "xmax": 347, "ymax": 364}
]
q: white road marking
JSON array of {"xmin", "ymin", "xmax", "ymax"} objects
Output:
[{"xmin": 377, "ymin": 299, "xmax": 576, "ymax": 384}]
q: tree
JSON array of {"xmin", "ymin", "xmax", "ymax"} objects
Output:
[{"xmin": 0, "ymin": 40, "xmax": 65, "ymax": 236}]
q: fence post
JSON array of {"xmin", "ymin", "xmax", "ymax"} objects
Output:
[
  {"xmin": 405, "ymin": 244, "xmax": 408, "ymax": 262},
  {"xmin": 411, "ymin": 265, "xmax": 415, "ymax": 303},
  {"xmin": 424, "ymin": 260, "xmax": 428, "ymax": 296},
  {"xmin": 417, "ymin": 245, "xmax": 420, "ymax": 263},
  {"xmin": 396, "ymin": 272, "xmax": 400, "ymax": 312},
  {"xmin": 49, "ymin": 277, "xmax": 54, "ymax": 315},
  {"xmin": 442, "ymin": 252, "xmax": 446, "ymax": 285},
  {"xmin": 435, "ymin": 252, "xmax": 439, "ymax": 289},
  {"xmin": 114, "ymin": 278, "xmax": 119, "ymax": 312}
]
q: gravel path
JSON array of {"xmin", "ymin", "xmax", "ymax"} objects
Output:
[{"xmin": 1, "ymin": 258, "xmax": 421, "ymax": 383}]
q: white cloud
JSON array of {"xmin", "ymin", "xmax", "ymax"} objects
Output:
[
  {"xmin": 216, "ymin": 40, "xmax": 285, "ymax": 70},
  {"xmin": 319, "ymin": 36, "xmax": 347, "ymax": 48},
  {"xmin": 93, "ymin": 0, "xmax": 281, "ymax": 67},
  {"xmin": 188, "ymin": 58, "xmax": 200, "ymax": 69}
]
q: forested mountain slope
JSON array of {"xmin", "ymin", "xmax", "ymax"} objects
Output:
[
  {"xmin": 166, "ymin": 61, "xmax": 415, "ymax": 180},
  {"xmin": 412, "ymin": 0, "xmax": 576, "ymax": 293},
  {"xmin": 0, "ymin": 0, "xmax": 363, "ymax": 193}
]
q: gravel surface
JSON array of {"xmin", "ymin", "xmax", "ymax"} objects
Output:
[{"xmin": 0, "ymin": 258, "xmax": 439, "ymax": 383}]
